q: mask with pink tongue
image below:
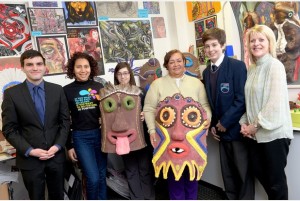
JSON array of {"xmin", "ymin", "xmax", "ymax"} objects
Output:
[
  {"xmin": 99, "ymin": 83, "xmax": 147, "ymax": 154},
  {"xmin": 116, "ymin": 136, "xmax": 130, "ymax": 155}
]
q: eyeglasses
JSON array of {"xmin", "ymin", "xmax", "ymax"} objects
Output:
[{"xmin": 117, "ymin": 72, "xmax": 130, "ymax": 77}]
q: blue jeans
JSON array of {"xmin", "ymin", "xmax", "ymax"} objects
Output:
[{"xmin": 73, "ymin": 128, "xmax": 107, "ymax": 200}]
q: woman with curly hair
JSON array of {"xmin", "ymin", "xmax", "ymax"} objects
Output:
[{"xmin": 63, "ymin": 52, "xmax": 107, "ymax": 199}]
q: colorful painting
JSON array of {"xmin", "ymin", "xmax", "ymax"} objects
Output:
[
  {"xmin": 0, "ymin": 4, "xmax": 32, "ymax": 56},
  {"xmin": 67, "ymin": 27, "xmax": 105, "ymax": 75},
  {"xmin": 186, "ymin": 2, "xmax": 221, "ymax": 22},
  {"xmin": 36, "ymin": 35, "xmax": 69, "ymax": 75},
  {"xmin": 231, "ymin": 2, "xmax": 300, "ymax": 86},
  {"xmin": 63, "ymin": 2, "xmax": 97, "ymax": 26},
  {"xmin": 99, "ymin": 20, "xmax": 154, "ymax": 63},
  {"xmin": 143, "ymin": 2, "xmax": 160, "ymax": 14},
  {"xmin": 194, "ymin": 15, "xmax": 217, "ymax": 65},
  {"xmin": 32, "ymin": 1, "xmax": 58, "ymax": 7},
  {"xmin": 195, "ymin": 20, "xmax": 205, "ymax": 40},
  {"xmin": 96, "ymin": 2, "xmax": 138, "ymax": 18},
  {"xmin": 28, "ymin": 8, "xmax": 67, "ymax": 34},
  {"xmin": 151, "ymin": 17, "xmax": 166, "ymax": 38},
  {"xmin": 195, "ymin": 15, "xmax": 217, "ymax": 40}
]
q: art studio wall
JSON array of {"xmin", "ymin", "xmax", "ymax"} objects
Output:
[{"xmin": 1, "ymin": 1, "xmax": 300, "ymax": 199}]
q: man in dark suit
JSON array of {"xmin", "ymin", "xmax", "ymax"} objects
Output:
[
  {"xmin": 1, "ymin": 50, "xmax": 70, "ymax": 199},
  {"xmin": 202, "ymin": 28, "xmax": 254, "ymax": 200}
]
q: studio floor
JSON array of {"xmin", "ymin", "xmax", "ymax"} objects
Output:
[{"xmin": 107, "ymin": 178, "xmax": 227, "ymax": 200}]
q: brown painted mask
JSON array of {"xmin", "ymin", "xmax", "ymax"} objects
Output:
[
  {"xmin": 99, "ymin": 83, "xmax": 146, "ymax": 155},
  {"xmin": 183, "ymin": 52, "xmax": 201, "ymax": 78},
  {"xmin": 139, "ymin": 58, "xmax": 162, "ymax": 92},
  {"xmin": 153, "ymin": 93, "xmax": 208, "ymax": 181}
]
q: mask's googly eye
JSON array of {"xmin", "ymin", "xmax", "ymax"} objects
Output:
[
  {"xmin": 158, "ymin": 106, "xmax": 176, "ymax": 128},
  {"xmin": 103, "ymin": 97, "xmax": 117, "ymax": 113},
  {"xmin": 181, "ymin": 105, "xmax": 201, "ymax": 128}
]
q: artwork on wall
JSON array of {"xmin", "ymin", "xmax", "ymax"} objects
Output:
[
  {"xmin": 63, "ymin": 2, "xmax": 97, "ymax": 26},
  {"xmin": 96, "ymin": 1, "xmax": 138, "ymax": 18},
  {"xmin": 28, "ymin": 8, "xmax": 67, "ymax": 34},
  {"xmin": 32, "ymin": 1, "xmax": 58, "ymax": 7},
  {"xmin": 231, "ymin": 2, "xmax": 300, "ymax": 86},
  {"xmin": 194, "ymin": 15, "xmax": 217, "ymax": 65},
  {"xmin": 99, "ymin": 20, "xmax": 154, "ymax": 63},
  {"xmin": 151, "ymin": 17, "xmax": 166, "ymax": 38},
  {"xmin": 36, "ymin": 35, "xmax": 69, "ymax": 75},
  {"xmin": 143, "ymin": 2, "xmax": 160, "ymax": 14},
  {"xmin": 0, "ymin": 4, "xmax": 32, "ymax": 56},
  {"xmin": 186, "ymin": 2, "xmax": 221, "ymax": 22},
  {"xmin": 0, "ymin": 56, "xmax": 26, "ymax": 129},
  {"xmin": 67, "ymin": 27, "xmax": 104, "ymax": 75}
]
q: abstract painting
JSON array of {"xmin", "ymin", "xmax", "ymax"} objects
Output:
[
  {"xmin": 0, "ymin": 4, "xmax": 32, "ymax": 56},
  {"xmin": 96, "ymin": 1, "xmax": 138, "ymax": 18},
  {"xmin": 99, "ymin": 20, "xmax": 154, "ymax": 63},
  {"xmin": 28, "ymin": 8, "xmax": 67, "ymax": 34}
]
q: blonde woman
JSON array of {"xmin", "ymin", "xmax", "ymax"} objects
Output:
[{"xmin": 240, "ymin": 25, "xmax": 293, "ymax": 199}]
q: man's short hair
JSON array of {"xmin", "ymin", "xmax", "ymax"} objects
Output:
[
  {"xmin": 202, "ymin": 28, "xmax": 226, "ymax": 46},
  {"xmin": 20, "ymin": 50, "xmax": 45, "ymax": 67}
]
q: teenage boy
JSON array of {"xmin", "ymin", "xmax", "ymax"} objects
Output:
[{"xmin": 202, "ymin": 28, "xmax": 254, "ymax": 199}]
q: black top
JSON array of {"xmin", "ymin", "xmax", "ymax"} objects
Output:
[{"xmin": 63, "ymin": 79, "xmax": 104, "ymax": 131}]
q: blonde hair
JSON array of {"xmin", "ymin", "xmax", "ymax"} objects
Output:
[{"xmin": 246, "ymin": 25, "xmax": 277, "ymax": 64}]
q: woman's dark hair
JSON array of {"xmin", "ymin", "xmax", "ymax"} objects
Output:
[
  {"xmin": 114, "ymin": 62, "xmax": 136, "ymax": 85},
  {"xmin": 66, "ymin": 52, "xmax": 98, "ymax": 79},
  {"xmin": 163, "ymin": 49, "xmax": 186, "ymax": 69}
]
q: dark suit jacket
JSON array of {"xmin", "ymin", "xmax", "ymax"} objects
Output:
[
  {"xmin": 1, "ymin": 81, "xmax": 70, "ymax": 170},
  {"xmin": 203, "ymin": 56, "xmax": 247, "ymax": 141}
]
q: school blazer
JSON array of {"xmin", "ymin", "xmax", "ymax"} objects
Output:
[
  {"xmin": 203, "ymin": 56, "xmax": 247, "ymax": 141},
  {"xmin": 1, "ymin": 81, "xmax": 70, "ymax": 170}
]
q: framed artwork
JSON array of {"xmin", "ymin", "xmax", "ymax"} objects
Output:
[
  {"xmin": 36, "ymin": 35, "xmax": 69, "ymax": 75},
  {"xmin": 63, "ymin": 2, "xmax": 97, "ymax": 26},
  {"xmin": 96, "ymin": 1, "xmax": 138, "ymax": 18},
  {"xmin": 32, "ymin": 1, "xmax": 58, "ymax": 7},
  {"xmin": 0, "ymin": 4, "xmax": 33, "ymax": 56},
  {"xmin": 151, "ymin": 17, "xmax": 166, "ymax": 38},
  {"xmin": 99, "ymin": 20, "xmax": 154, "ymax": 63},
  {"xmin": 186, "ymin": 2, "xmax": 221, "ymax": 22},
  {"xmin": 230, "ymin": 2, "xmax": 300, "ymax": 87},
  {"xmin": 28, "ymin": 8, "xmax": 67, "ymax": 34},
  {"xmin": 67, "ymin": 27, "xmax": 105, "ymax": 75},
  {"xmin": 194, "ymin": 15, "xmax": 217, "ymax": 65},
  {"xmin": 143, "ymin": 2, "xmax": 160, "ymax": 14}
]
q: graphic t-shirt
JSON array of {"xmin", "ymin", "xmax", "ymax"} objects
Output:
[{"xmin": 63, "ymin": 79, "xmax": 103, "ymax": 130}]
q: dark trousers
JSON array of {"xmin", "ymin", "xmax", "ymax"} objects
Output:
[
  {"xmin": 219, "ymin": 140, "xmax": 254, "ymax": 200},
  {"xmin": 167, "ymin": 168, "xmax": 198, "ymax": 200},
  {"xmin": 21, "ymin": 159, "xmax": 65, "ymax": 200},
  {"xmin": 122, "ymin": 147, "xmax": 155, "ymax": 200},
  {"xmin": 73, "ymin": 128, "xmax": 107, "ymax": 200},
  {"xmin": 248, "ymin": 138, "xmax": 291, "ymax": 200}
]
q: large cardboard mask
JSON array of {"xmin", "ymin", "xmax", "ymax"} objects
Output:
[
  {"xmin": 99, "ymin": 83, "xmax": 146, "ymax": 155},
  {"xmin": 183, "ymin": 52, "xmax": 201, "ymax": 78},
  {"xmin": 153, "ymin": 93, "xmax": 208, "ymax": 181},
  {"xmin": 139, "ymin": 58, "xmax": 162, "ymax": 92}
]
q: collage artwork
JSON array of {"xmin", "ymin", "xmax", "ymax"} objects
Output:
[
  {"xmin": 0, "ymin": 1, "xmax": 163, "ymax": 77},
  {"xmin": 0, "ymin": 1, "xmax": 162, "ymax": 130}
]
